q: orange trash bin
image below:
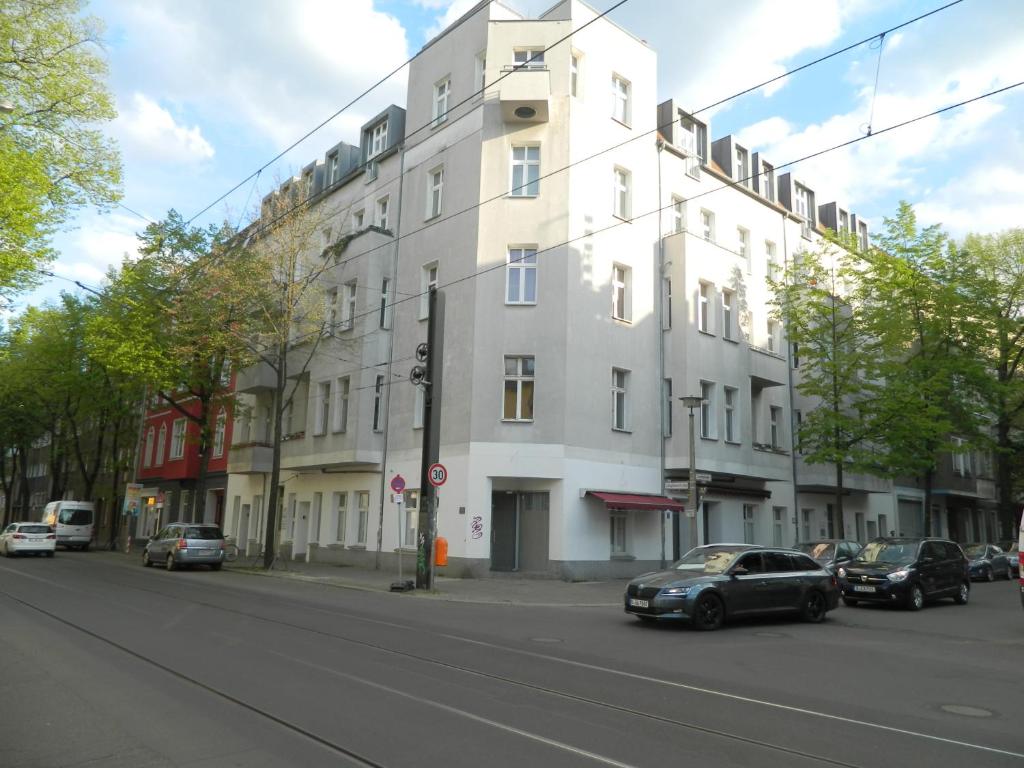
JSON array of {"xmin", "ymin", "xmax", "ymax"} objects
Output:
[{"xmin": 434, "ymin": 536, "xmax": 448, "ymax": 567}]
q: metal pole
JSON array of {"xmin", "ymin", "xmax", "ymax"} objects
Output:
[{"xmin": 688, "ymin": 406, "xmax": 697, "ymax": 549}]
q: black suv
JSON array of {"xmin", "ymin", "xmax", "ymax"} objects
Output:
[{"xmin": 836, "ymin": 537, "xmax": 969, "ymax": 611}]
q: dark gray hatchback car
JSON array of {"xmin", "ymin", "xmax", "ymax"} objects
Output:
[
  {"xmin": 624, "ymin": 544, "xmax": 840, "ymax": 630},
  {"xmin": 143, "ymin": 523, "xmax": 225, "ymax": 571}
]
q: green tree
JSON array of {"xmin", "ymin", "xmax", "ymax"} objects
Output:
[{"xmin": 0, "ymin": 0, "xmax": 121, "ymax": 300}]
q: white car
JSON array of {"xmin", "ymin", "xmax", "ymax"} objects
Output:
[{"xmin": 1, "ymin": 522, "xmax": 57, "ymax": 557}]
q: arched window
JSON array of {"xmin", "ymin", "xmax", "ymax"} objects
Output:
[
  {"xmin": 143, "ymin": 428, "xmax": 154, "ymax": 467},
  {"xmin": 213, "ymin": 408, "xmax": 227, "ymax": 457},
  {"xmin": 156, "ymin": 424, "xmax": 167, "ymax": 465}
]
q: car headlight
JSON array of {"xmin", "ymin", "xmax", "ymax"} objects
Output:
[
  {"xmin": 887, "ymin": 569, "xmax": 910, "ymax": 582},
  {"xmin": 662, "ymin": 586, "xmax": 692, "ymax": 596},
  {"xmin": 837, "ymin": 567, "xmax": 846, "ymax": 578}
]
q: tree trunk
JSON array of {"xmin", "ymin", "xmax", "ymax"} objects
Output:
[
  {"xmin": 263, "ymin": 343, "xmax": 287, "ymax": 570},
  {"xmin": 834, "ymin": 459, "xmax": 846, "ymax": 539},
  {"xmin": 995, "ymin": 414, "xmax": 1016, "ymax": 539},
  {"xmin": 923, "ymin": 468, "xmax": 934, "ymax": 537}
]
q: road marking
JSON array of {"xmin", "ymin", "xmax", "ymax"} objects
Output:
[{"xmin": 269, "ymin": 649, "xmax": 639, "ymax": 768}]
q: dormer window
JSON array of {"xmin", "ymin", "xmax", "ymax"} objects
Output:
[
  {"xmin": 794, "ymin": 184, "xmax": 815, "ymax": 239},
  {"xmin": 328, "ymin": 152, "xmax": 340, "ymax": 185},
  {"xmin": 839, "ymin": 210, "xmax": 850, "ymax": 233},
  {"xmin": 760, "ymin": 161, "xmax": 775, "ymax": 202},
  {"xmin": 858, "ymin": 221, "xmax": 869, "ymax": 251},
  {"xmin": 679, "ymin": 115, "xmax": 706, "ymax": 178},
  {"xmin": 513, "ymin": 48, "xmax": 545, "ymax": 69},
  {"xmin": 369, "ymin": 120, "xmax": 388, "ymax": 159},
  {"xmin": 735, "ymin": 146, "xmax": 749, "ymax": 186}
]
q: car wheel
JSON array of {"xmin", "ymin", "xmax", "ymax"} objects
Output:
[
  {"xmin": 953, "ymin": 581, "xmax": 970, "ymax": 605},
  {"xmin": 45, "ymin": 551, "xmax": 54, "ymax": 558},
  {"xmin": 985, "ymin": 567, "xmax": 994, "ymax": 583},
  {"xmin": 841, "ymin": 597, "xmax": 858, "ymax": 607},
  {"xmin": 210, "ymin": 563, "xmax": 222, "ymax": 571},
  {"xmin": 1007, "ymin": 566, "xmax": 1015, "ymax": 581},
  {"xmin": 692, "ymin": 593, "xmax": 724, "ymax": 631},
  {"xmin": 166, "ymin": 554, "xmax": 176, "ymax": 572},
  {"xmin": 801, "ymin": 590, "xmax": 827, "ymax": 623},
  {"xmin": 142, "ymin": 550, "xmax": 152, "ymax": 567},
  {"xmin": 906, "ymin": 583, "xmax": 925, "ymax": 611}
]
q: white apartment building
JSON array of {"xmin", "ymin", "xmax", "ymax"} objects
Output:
[{"xmin": 223, "ymin": 0, "xmax": 984, "ymax": 579}]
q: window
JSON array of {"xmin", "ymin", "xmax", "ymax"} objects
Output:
[
  {"xmin": 334, "ymin": 492, "xmax": 347, "ymax": 543},
  {"xmin": 341, "ymin": 281, "xmax": 357, "ymax": 330},
  {"xmin": 570, "ymin": 52, "xmax": 580, "ymax": 97},
  {"xmin": 432, "ymin": 76, "xmax": 450, "ymax": 126},
  {"xmin": 156, "ymin": 424, "xmax": 167, "ymax": 465},
  {"xmin": 372, "ymin": 375, "xmax": 384, "ymax": 432},
  {"xmin": 314, "ymin": 381, "xmax": 330, "ymax": 436},
  {"xmin": 309, "ymin": 493, "xmax": 322, "ymax": 543},
  {"xmin": 334, "ymin": 376, "xmax": 350, "ymax": 432},
  {"xmin": 698, "ymin": 282, "xmax": 711, "ymax": 333},
  {"xmin": 760, "ymin": 161, "xmax": 775, "ymax": 201},
  {"xmin": 794, "ymin": 409, "xmax": 803, "ymax": 454},
  {"xmin": 328, "ymin": 152, "xmax": 340, "ymax": 185},
  {"xmin": 701, "ymin": 209, "xmax": 715, "ymax": 241},
  {"xmin": 766, "ymin": 241, "xmax": 779, "ymax": 281},
  {"xmin": 503, "ymin": 356, "xmax": 535, "ymax": 421},
  {"xmin": 838, "ymin": 210, "xmax": 850, "ymax": 233},
  {"xmin": 671, "ymin": 196, "xmax": 685, "ymax": 234},
  {"xmin": 213, "ymin": 408, "xmax": 226, "ymax": 457},
  {"xmin": 427, "ymin": 166, "xmax": 444, "ymax": 218},
  {"xmin": 613, "ymin": 167, "xmax": 631, "ymax": 219},
  {"xmin": 143, "ymin": 428, "xmax": 154, "ymax": 468},
  {"xmin": 610, "ymin": 513, "xmax": 627, "ymax": 554},
  {"xmin": 724, "ymin": 386, "xmax": 738, "ymax": 442},
  {"xmin": 513, "ymin": 48, "xmax": 545, "ymax": 69},
  {"xmin": 737, "ymin": 227, "xmax": 750, "ymax": 269},
  {"xmin": 735, "ymin": 146, "xmax": 749, "ymax": 185},
  {"xmin": 402, "ymin": 490, "xmax": 419, "ymax": 546},
  {"xmin": 663, "ymin": 378, "xmax": 673, "ymax": 437},
  {"xmin": 170, "ymin": 418, "xmax": 186, "ymax": 459},
  {"xmin": 421, "ymin": 262, "xmax": 438, "ymax": 319},
  {"xmin": 506, "ymin": 247, "xmax": 538, "ymax": 304},
  {"xmin": 325, "ymin": 287, "xmax": 339, "ymax": 334},
  {"xmin": 475, "ymin": 50, "xmax": 486, "ymax": 92},
  {"xmin": 679, "ymin": 116, "xmax": 706, "ymax": 177},
  {"xmin": 510, "ymin": 145, "xmax": 540, "ymax": 197},
  {"xmin": 858, "ymin": 220, "xmax": 869, "ymax": 251},
  {"xmin": 770, "ymin": 406, "xmax": 782, "ymax": 448},
  {"xmin": 612, "ymin": 368, "xmax": 628, "ymax": 431},
  {"xmin": 379, "ymin": 278, "xmax": 391, "ymax": 328},
  {"xmin": 611, "ymin": 74, "xmax": 630, "ymax": 124},
  {"xmin": 767, "ymin": 319, "xmax": 780, "ymax": 353},
  {"xmin": 376, "ymin": 196, "xmax": 389, "ymax": 230},
  {"xmin": 356, "ymin": 491, "xmax": 369, "ymax": 545},
  {"xmin": 721, "ymin": 289, "xmax": 734, "ymax": 341},
  {"xmin": 369, "ymin": 120, "xmax": 388, "ymax": 159},
  {"xmin": 795, "ymin": 184, "xmax": 814, "ymax": 238},
  {"xmin": 612, "ymin": 264, "xmax": 631, "ymax": 321},
  {"xmin": 700, "ymin": 381, "xmax": 714, "ymax": 438},
  {"xmin": 743, "ymin": 504, "xmax": 756, "ymax": 544},
  {"xmin": 353, "ymin": 209, "xmax": 365, "ymax": 230}
]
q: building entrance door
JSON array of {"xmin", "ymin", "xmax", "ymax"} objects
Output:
[{"xmin": 491, "ymin": 492, "xmax": 518, "ymax": 571}]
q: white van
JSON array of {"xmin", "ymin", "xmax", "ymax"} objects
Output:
[
  {"xmin": 41, "ymin": 501, "xmax": 94, "ymax": 551},
  {"xmin": 1018, "ymin": 510, "xmax": 1024, "ymax": 609}
]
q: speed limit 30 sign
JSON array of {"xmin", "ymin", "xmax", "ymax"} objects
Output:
[{"xmin": 428, "ymin": 463, "xmax": 448, "ymax": 487}]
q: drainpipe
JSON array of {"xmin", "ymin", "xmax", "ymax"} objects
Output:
[
  {"xmin": 375, "ymin": 142, "xmax": 406, "ymax": 570},
  {"xmin": 781, "ymin": 212, "xmax": 801, "ymax": 544},
  {"xmin": 656, "ymin": 138, "xmax": 667, "ymax": 569}
]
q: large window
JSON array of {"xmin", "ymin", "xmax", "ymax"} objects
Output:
[
  {"xmin": 795, "ymin": 184, "xmax": 814, "ymax": 238},
  {"xmin": 376, "ymin": 196, "xmax": 389, "ymax": 230},
  {"xmin": 379, "ymin": 278, "xmax": 391, "ymax": 329},
  {"xmin": 737, "ymin": 227, "xmax": 750, "ymax": 270},
  {"xmin": 671, "ymin": 197, "xmax": 685, "ymax": 234},
  {"xmin": 356, "ymin": 491, "xmax": 369, "ymax": 545},
  {"xmin": 510, "ymin": 145, "xmax": 540, "ymax": 197},
  {"xmin": 213, "ymin": 408, "xmax": 226, "ymax": 456},
  {"xmin": 760, "ymin": 161, "xmax": 775, "ymax": 202},
  {"xmin": 613, "ymin": 167, "xmax": 631, "ymax": 219},
  {"xmin": 610, "ymin": 513, "xmax": 628, "ymax": 555},
  {"xmin": 503, "ymin": 356, "xmax": 535, "ymax": 421},
  {"xmin": 369, "ymin": 120, "xmax": 388, "ymax": 159},
  {"xmin": 170, "ymin": 419, "xmax": 186, "ymax": 459},
  {"xmin": 506, "ymin": 247, "xmax": 538, "ymax": 304},
  {"xmin": 773, "ymin": 507, "xmax": 785, "ymax": 547},
  {"xmin": 432, "ymin": 76, "xmax": 450, "ymax": 126},
  {"xmin": 700, "ymin": 381, "xmax": 715, "ymax": 439},
  {"xmin": 721, "ymin": 289, "xmax": 734, "ymax": 341},
  {"xmin": 724, "ymin": 386, "xmax": 738, "ymax": 443},
  {"xmin": 701, "ymin": 209, "xmax": 715, "ymax": 241},
  {"xmin": 314, "ymin": 381, "xmax": 330, "ymax": 436},
  {"xmin": 766, "ymin": 241, "xmax": 779, "ymax": 281},
  {"xmin": 735, "ymin": 146, "xmax": 749, "ymax": 185},
  {"xmin": 743, "ymin": 504, "xmax": 756, "ymax": 544},
  {"xmin": 421, "ymin": 262, "xmax": 438, "ymax": 320},
  {"xmin": 427, "ymin": 166, "xmax": 444, "ymax": 218},
  {"xmin": 679, "ymin": 116, "xmax": 706, "ymax": 177},
  {"xmin": 770, "ymin": 405, "xmax": 782, "ymax": 448},
  {"xmin": 143, "ymin": 428, "xmax": 154, "ymax": 468},
  {"xmin": 513, "ymin": 48, "xmax": 545, "ymax": 69},
  {"xmin": 341, "ymin": 281, "xmax": 357, "ymax": 331},
  {"xmin": 334, "ymin": 377, "xmax": 350, "ymax": 433},
  {"xmin": 372, "ymin": 375, "xmax": 384, "ymax": 432},
  {"xmin": 698, "ymin": 282, "xmax": 711, "ymax": 333},
  {"xmin": 325, "ymin": 287, "xmax": 338, "ymax": 334},
  {"xmin": 611, "ymin": 75, "xmax": 630, "ymax": 125},
  {"xmin": 612, "ymin": 264, "xmax": 631, "ymax": 321},
  {"xmin": 156, "ymin": 424, "xmax": 166, "ymax": 465},
  {"xmin": 612, "ymin": 368, "xmax": 629, "ymax": 431},
  {"xmin": 334, "ymin": 491, "xmax": 347, "ymax": 543}
]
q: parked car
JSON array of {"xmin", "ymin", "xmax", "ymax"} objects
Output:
[
  {"xmin": 837, "ymin": 538, "xmax": 969, "ymax": 610},
  {"xmin": 962, "ymin": 543, "xmax": 1011, "ymax": 581},
  {"xmin": 143, "ymin": 523, "xmax": 225, "ymax": 571},
  {"xmin": 624, "ymin": 544, "xmax": 839, "ymax": 630},
  {"xmin": 793, "ymin": 539, "xmax": 862, "ymax": 573},
  {"xmin": 1, "ymin": 522, "xmax": 56, "ymax": 557}
]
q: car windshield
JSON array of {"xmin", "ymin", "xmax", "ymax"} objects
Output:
[
  {"xmin": 19, "ymin": 525, "xmax": 51, "ymax": 534},
  {"xmin": 58, "ymin": 508, "xmax": 92, "ymax": 525},
  {"xmin": 962, "ymin": 544, "xmax": 987, "ymax": 558},
  {"xmin": 855, "ymin": 541, "xmax": 918, "ymax": 565},
  {"xmin": 672, "ymin": 547, "xmax": 745, "ymax": 574},
  {"xmin": 795, "ymin": 542, "xmax": 835, "ymax": 561},
  {"xmin": 186, "ymin": 526, "xmax": 223, "ymax": 540}
]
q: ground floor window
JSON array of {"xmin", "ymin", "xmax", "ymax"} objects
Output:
[
  {"xmin": 743, "ymin": 504, "xmax": 756, "ymax": 544},
  {"xmin": 610, "ymin": 512, "xmax": 628, "ymax": 555},
  {"xmin": 357, "ymin": 491, "xmax": 370, "ymax": 545},
  {"xmin": 773, "ymin": 506, "xmax": 785, "ymax": 546}
]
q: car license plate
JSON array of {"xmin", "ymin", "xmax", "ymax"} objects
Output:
[
  {"xmin": 629, "ymin": 598, "xmax": 649, "ymax": 608},
  {"xmin": 852, "ymin": 585, "xmax": 876, "ymax": 593}
]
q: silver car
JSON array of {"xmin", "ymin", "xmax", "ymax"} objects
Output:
[{"xmin": 143, "ymin": 523, "xmax": 225, "ymax": 571}]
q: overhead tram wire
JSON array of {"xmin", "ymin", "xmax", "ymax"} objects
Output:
[
  {"xmin": 184, "ymin": 1, "xmax": 499, "ymax": 226},
  {"xmin": 243, "ymin": 0, "xmax": 965, "ymax": 294}
]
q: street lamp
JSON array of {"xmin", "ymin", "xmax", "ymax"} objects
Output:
[{"xmin": 680, "ymin": 395, "xmax": 705, "ymax": 551}]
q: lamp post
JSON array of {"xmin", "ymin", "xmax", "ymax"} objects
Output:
[{"xmin": 680, "ymin": 395, "xmax": 705, "ymax": 551}]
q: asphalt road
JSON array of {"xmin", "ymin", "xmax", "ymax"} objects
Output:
[{"xmin": 1, "ymin": 552, "xmax": 1021, "ymax": 767}]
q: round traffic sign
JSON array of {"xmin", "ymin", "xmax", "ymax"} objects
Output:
[
  {"xmin": 390, "ymin": 474, "xmax": 406, "ymax": 494},
  {"xmin": 428, "ymin": 463, "xmax": 447, "ymax": 487}
]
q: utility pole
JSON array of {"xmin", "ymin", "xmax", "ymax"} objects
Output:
[{"xmin": 415, "ymin": 288, "xmax": 444, "ymax": 590}]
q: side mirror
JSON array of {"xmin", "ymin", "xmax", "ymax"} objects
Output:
[{"xmin": 731, "ymin": 565, "xmax": 749, "ymax": 577}]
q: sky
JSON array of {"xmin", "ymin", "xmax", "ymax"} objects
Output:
[{"xmin": 29, "ymin": 0, "xmax": 1024, "ymax": 310}]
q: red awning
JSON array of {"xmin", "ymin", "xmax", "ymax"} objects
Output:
[{"xmin": 587, "ymin": 491, "xmax": 685, "ymax": 512}]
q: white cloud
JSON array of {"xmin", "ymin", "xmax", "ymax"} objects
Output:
[
  {"xmin": 116, "ymin": 93, "xmax": 214, "ymax": 163},
  {"xmin": 55, "ymin": 214, "xmax": 145, "ymax": 290}
]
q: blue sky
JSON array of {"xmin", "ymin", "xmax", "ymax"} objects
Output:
[{"xmin": 29, "ymin": 0, "xmax": 1024, "ymax": 310}]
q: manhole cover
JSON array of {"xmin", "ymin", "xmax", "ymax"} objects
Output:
[
  {"xmin": 940, "ymin": 704, "xmax": 993, "ymax": 718},
  {"xmin": 530, "ymin": 637, "xmax": 563, "ymax": 644}
]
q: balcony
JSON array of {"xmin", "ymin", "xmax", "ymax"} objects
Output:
[
  {"xmin": 227, "ymin": 442, "xmax": 273, "ymax": 474},
  {"xmin": 749, "ymin": 345, "xmax": 787, "ymax": 388},
  {"xmin": 234, "ymin": 361, "xmax": 276, "ymax": 393},
  {"xmin": 499, "ymin": 66, "xmax": 550, "ymax": 124}
]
